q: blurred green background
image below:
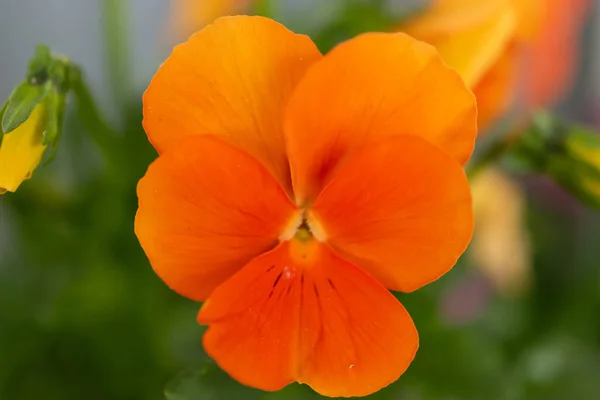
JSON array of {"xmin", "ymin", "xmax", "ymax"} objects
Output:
[{"xmin": 1, "ymin": 1, "xmax": 600, "ymax": 399}]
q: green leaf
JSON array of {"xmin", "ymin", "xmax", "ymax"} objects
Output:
[
  {"xmin": 0, "ymin": 99, "xmax": 7, "ymax": 147},
  {"xmin": 1, "ymin": 81, "xmax": 50, "ymax": 134},
  {"xmin": 164, "ymin": 363, "xmax": 263, "ymax": 400},
  {"xmin": 313, "ymin": 0, "xmax": 399, "ymax": 53},
  {"xmin": 254, "ymin": 0, "xmax": 275, "ymax": 17}
]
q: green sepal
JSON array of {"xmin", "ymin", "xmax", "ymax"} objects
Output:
[
  {"xmin": 48, "ymin": 57, "xmax": 71, "ymax": 94},
  {"xmin": 0, "ymin": 99, "xmax": 7, "ymax": 147},
  {"xmin": 1, "ymin": 81, "xmax": 50, "ymax": 134},
  {"xmin": 42, "ymin": 89, "xmax": 67, "ymax": 164},
  {"xmin": 27, "ymin": 44, "xmax": 51, "ymax": 85}
]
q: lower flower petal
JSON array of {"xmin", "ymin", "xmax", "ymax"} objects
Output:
[
  {"xmin": 198, "ymin": 239, "xmax": 418, "ymax": 397},
  {"xmin": 308, "ymin": 136, "xmax": 473, "ymax": 293},
  {"xmin": 135, "ymin": 135, "xmax": 299, "ymax": 301}
]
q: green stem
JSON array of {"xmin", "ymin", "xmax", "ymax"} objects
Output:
[
  {"xmin": 101, "ymin": 0, "xmax": 132, "ymax": 111},
  {"xmin": 467, "ymin": 134, "xmax": 517, "ymax": 179},
  {"xmin": 255, "ymin": 0, "xmax": 275, "ymax": 17},
  {"xmin": 68, "ymin": 65, "xmax": 122, "ymax": 168}
]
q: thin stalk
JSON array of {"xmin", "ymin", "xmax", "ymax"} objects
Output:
[
  {"xmin": 101, "ymin": 0, "xmax": 133, "ymax": 112},
  {"xmin": 69, "ymin": 65, "xmax": 122, "ymax": 168}
]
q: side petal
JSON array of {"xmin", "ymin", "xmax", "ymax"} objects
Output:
[
  {"xmin": 308, "ymin": 136, "xmax": 473, "ymax": 293},
  {"xmin": 284, "ymin": 32, "xmax": 477, "ymax": 205},
  {"xmin": 199, "ymin": 239, "xmax": 418, "ymax": 397},
  {"xmin": 403, "ymin": 0, "xmax": 517, "ymax": 88},
  {"xmin": 135, "ymin": 135, "xmax": 299, "ymax": 301},
  {"xmin": 144, "ymin": 15, "xmax": 322, "ymax": 194}
]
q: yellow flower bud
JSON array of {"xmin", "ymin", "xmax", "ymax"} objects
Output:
[{"xmin": 0, "ymin": 103, "xmax": 48, "ymax": 194}]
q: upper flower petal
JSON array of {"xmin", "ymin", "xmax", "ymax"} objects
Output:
[
  {"xmin": 135, "ymin": 135, "xmax": 299, "ymax": 301},
  {"xmin": 0, "ymin": 104, "xmax": 48, "ymax": 194},
  {"xmin": 473, "ymin": 49, "xmax": 516, "ymax": 130},
  {"xmin": 284, "ymin": 32, "xmax": 477, "ymax": 205},
  {"xmin": 308, "ymin": 135, "xmax": 473, "ymax": 293},
  {"xmin": 403, "ymin": 0, "xmax": 517, "ymax": 88},
  {"xmin": 199, "ymin": 239, "xmax": 418, "ymax": 397},
  {"xmin": 143, "ymin": 16, "xmax": 322, "ymax": 194},
  {"xmin": 510, "ymin": 0, "xmax": 544, "ymax": 42},
  {"xmin": 402, "ymin": 0, "xmax": 511, "ymax": 33}
]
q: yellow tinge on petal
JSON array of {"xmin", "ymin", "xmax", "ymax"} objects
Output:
[
  {"xmin": 403, "ymin": 0, "xmax": 517, "ymax": 88},
  {"xmin": 470, "ymin": 167, "xmax": 531, "ymax": 297},
  {"xmin": 510, "ymin": 0, "xmax": 544, "ymax": 42},
  {"xmin": 0, "ymin": 104, "xmax": 48, "ymax": 194},
  {"xmin": 167, "ymin": 0, "xmax": 252, "ymax": 41}
]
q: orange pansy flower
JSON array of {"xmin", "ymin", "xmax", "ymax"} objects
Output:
[
  {"xmin": 403, "ymin": 0, "xmax": 590, "ymax": 130},
  {"xmin": 136, "ymin": 16, "xmax": 476, "ymax": 397}
]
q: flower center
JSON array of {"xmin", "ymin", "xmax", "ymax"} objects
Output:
[
  {"xmin": 294, "ymin": 219, "xmax": 312, "ymax": 242},
  {"xmin": 279, "ymin": 209, "xmax": 327, "ymax": 243}
]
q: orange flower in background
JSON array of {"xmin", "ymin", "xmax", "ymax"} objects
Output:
[
  {"xmin": 518, "ymin": 0, "xmax": 591, "ymax": 109},
  {"xmin": 167, "ymin": 0, "xmax": 252, "ymax": 40},
  {"xmin": 136, "ymin": 16, "xmax": 476, "ymax": 397},
  {"xmin": 403, "ymin": 0, "xmax": 591, "ymax": 130}
]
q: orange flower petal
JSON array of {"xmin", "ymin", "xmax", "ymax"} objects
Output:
[
  {"xmin": 473, "ymin": 48, "xmax": 516, "ymax": 130},
  {"xmin": 403, "ymin": 0, "xmax": 517, "ymax": 87},
  {"xmin": 510, "ymin": 0, "xmax": 544, "ymax": 42},
  {"xmin": 143, "ymin": 16, "xmax": 322, "ymax": 194},
  {"xmin": 199, "ymin": 239, "xmax": 418, "ymax": 397},
  {"xmin": 402, "ymin": 0, "xmax": 509, "ymax": 33},
  {"xmin": 284, "ymin": 32, "xmax": 477, "ymax": 205},
  {"xmin": 308, "ymin": 136, "xmax": 473, "ymax": 293},
  {"xmin": 295, "ymin": 245, "xmax": 418, "ymax": 397},
  {"xmin": 135, "ymin": 135, "xmax": 299, "ymax": 301}
]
